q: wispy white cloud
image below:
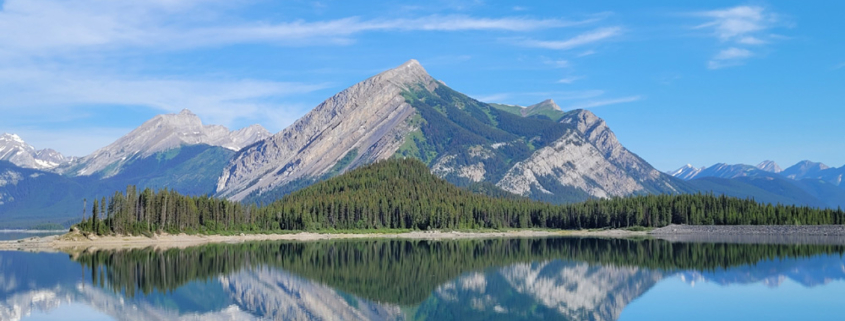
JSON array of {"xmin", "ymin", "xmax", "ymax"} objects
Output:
[
  {"xmin": 834, "ymin": 62, "xmax": 845, "ymax": 70},
  {"xmin": 695, "ymin": 6, "xmax": 777, "ymax": 41},
  {"xmin": 576, "ymin": 50, "xmax": 596, "ymax": 57},
  {"xmin": 474, "ymin": 93, "xmax": 513, "ymax": 103},
  {"xmin": 708, "ymin": 47, "xmax": 753, "ymax": 69},
  {"xmin": 515, "ymin": 27, "xmax": 622, "ymax": 50},
  {"xmin": 567, "ymin": 96, "xmax": 642, "ymax": 109},
  {"xmin": 0, "ymin": 0, "xmax": 605, "ymax": 155},
  {"xmin": 542, "ymin": 58, "xmax": 570, "ymax": 68},
  {"xmin": 473, "ymin": 90, "xmax": 605, "ymax": 104},
  {"xmin": 0, "ymin": 0, "xmax": 593, "ymax": 55},
  {"xmin": 693, "ymin": 6, "xmax": 786, "ymax": 69},
  {"xmin": 419, "ymin": 55, "xmax": 473, "ymax": 67},
  {"xmin": 557, "ymin": 76, "xmax": 583, "ymax": 84},
  {"xmin": 737, "ymin": 36, "xmax": 766, "ymax": 45},
  {"xmin": 0, "ymin": 64, "xmax": 329, "ymax": 130},
  {"xmin": 713, "ymin": 47, "xmax": 753, "ymax": 60},
  {"xmin": 7, "ymin": 127, "xmax": 135, "ymax": 157}
]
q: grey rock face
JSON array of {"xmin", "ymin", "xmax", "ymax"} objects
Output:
[
  {"xmin": 0, "ymin": 134, "xmax": 71, "ymax": 170},
  {"xmin": 497, "ymin": 131, "xmax": 641, "ymax": 198},
  {"xmin": 61, "ymin": 109, "xmax": 270, "ymax": 177},
  {"xmin": 756, "ymin": 160, "xmax": 783, "ymax": 173},
  {"xmin": 497, "ymin": 110, "xmax": 679, "ymax": 198},
  {"xmin": 217, "ymin": 59, "xmax": 437, "ymax": 200},
  {"xmin": 561, "ymin": 110, "xmax": 669, "ymax": 185}
]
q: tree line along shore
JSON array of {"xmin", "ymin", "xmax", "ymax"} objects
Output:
[{"xmin": 74, "ymin": 158, "xmax": 845, "ymax": 236}]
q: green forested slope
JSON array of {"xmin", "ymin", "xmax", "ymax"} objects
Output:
[{"xmin": 77, "ymin": 158, "xmax": 845, "ymax": 235}]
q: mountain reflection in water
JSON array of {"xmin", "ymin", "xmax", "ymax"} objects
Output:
[{"xmin": 0, "ymin": 237, "xmax": 843, "ymax": 321}]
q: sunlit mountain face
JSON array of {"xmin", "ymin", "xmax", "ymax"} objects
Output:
[{"xmin": 2, "ymin": 238, "xmax": 845, "ymax": 321}]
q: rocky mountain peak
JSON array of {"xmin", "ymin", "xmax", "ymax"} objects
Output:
[
  {"xmin": 668, "ymin": 164, "xmax": 705, "ymax": 180},
  {"xmin": 555, "ymin": 108, "xmax": 674, "ymax": 193},
  {"xmin": 0, "ymin": 133, "xmax": 25, "ymax": 145},
  {"xmin": 0, "ymin": 133, "xmax": 69, "ymax": 170},
  {"xmin": 797, "ymin": 160, "xmax": 829, "ymax": 170},
  {"xmin": 63, "ymin": 110, "xmax": 270, "ymax": 177},
  {"xmin": 756, "ymin": 160, "xmax": 783, "ymax": 173},
  {"xmin": 374, "ymin": 59, "xmax": 433, "ymax": 88},
  {"xmin": 560, "ymin": 109, "xmax": 602, "ymax": 135},
  {"xmin": 782, "ymin": 160, "xmax": 830, "ymax": 180},
  {"xmin": 217, "ymin": 59, "xmax": 439, "ymax": 199},
  {"xmin": 527, "ymin": 99, "xmax": 561, "ymax": 112}
]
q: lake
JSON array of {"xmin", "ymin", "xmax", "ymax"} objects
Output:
[{"xmin": 1, "ymin": 237, "xmax": 843, "ymax": 320}]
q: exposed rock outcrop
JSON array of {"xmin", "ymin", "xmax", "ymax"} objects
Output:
[
  {"xmin": 756, "ymin": 160, "xmax": 783, "ymax": 173},
  {"xmin": 561, "ymin": 110, "xmax": 671, "ymax": 187},
  {"xmin": 497, "ymin": 110, "xmax": 680, "ymax": 199},
  {"xmin": 217, "ymin": 59, "xmax": 437, "ymax": 200}
]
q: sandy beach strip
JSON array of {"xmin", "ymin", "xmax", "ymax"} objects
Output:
[
  {"xmin": 1, "ymin": 229, "xmax": 644, "ymax": 252},
  {"xmin": 6, "ymin": 224, "xmax": 845, "ymax": 253}
]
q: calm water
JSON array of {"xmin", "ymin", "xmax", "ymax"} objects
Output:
[{"xmin": 1, "ymin": 237, "xmax": 844, "ymax": 321}]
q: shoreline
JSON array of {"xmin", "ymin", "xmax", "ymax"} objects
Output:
[
  {"xmin": 0, "ymin": 229, "xmax": 66, "ymax": 233},
  {"xmin": 3, "ymin": 224, "xmax": 845, "ymax": 253},
  {"xmin": 0, "ymin": 229, "xmax": 645, "ymax": 252}
]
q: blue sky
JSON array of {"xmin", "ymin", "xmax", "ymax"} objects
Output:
[{"xmin": 0, "ymin": 0, "xmax": 842, "ymax": 171}]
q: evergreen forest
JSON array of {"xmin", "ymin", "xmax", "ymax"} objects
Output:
[{"xmin": 75, "ymin": 158, "xmax": 845, "ymax": 236}]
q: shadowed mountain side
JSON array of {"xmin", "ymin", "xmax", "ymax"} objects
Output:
[
  {"xmin": 0, "ymin": 145, "xmax": 234, "ymax": 228},
  {"xmin": 59, "ymin": 109, "xmax": 269, "ymax": 178}
]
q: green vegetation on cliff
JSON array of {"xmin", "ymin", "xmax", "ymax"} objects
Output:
[{"xmin": 399, "ymin": 86, "xmax": 574, "ymax": 186}]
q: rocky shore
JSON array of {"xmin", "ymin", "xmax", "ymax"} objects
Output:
[
  {"xmin": 3, "ymin": 225, "xmax": 845, "ymax": 252},
  {"xmin": 650, "ymin": 224, "xmax": 845, "ymax": 235},
  {"xmin": 650, "ymin": 224, "xmax": 845, "ymax": 245}
]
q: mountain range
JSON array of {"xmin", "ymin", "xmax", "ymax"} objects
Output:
[
  {"xmin": 668, "ymin": 160, "xmax": 845, "ymax": 208},
  {"xmin": 0, "ymin": 59, "xmax": 839, "ymax": 228},
  {"xmin": 0, "ymin": 133, "xmax": 74, "ymax": 170}
]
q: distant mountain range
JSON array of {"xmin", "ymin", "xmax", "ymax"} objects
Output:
[
  {"xmin": 0, "ymin": 59, "xmax": 839, "ymax": 228},
  {"xmin": 0, "ymin": 133, "xmax": 75, "ymax": 170},
  {"xmin": 0, "ymin": 112, "xmax": 269, "ymax": 227},
  {"xmin": 668, "ymin": 160, "xmax": 845, "ymax": 209}
]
